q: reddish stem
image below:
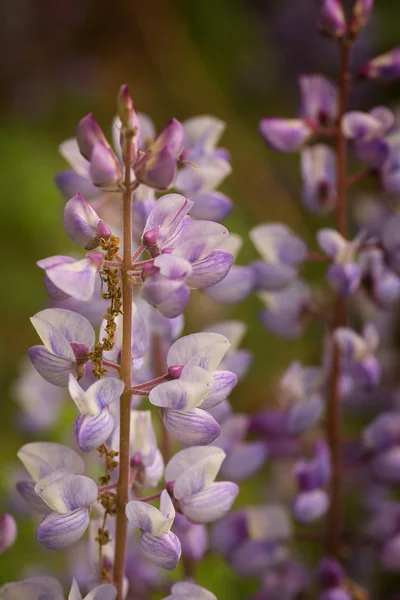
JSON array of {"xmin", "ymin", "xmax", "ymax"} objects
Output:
[
  {"xmin": 139, "ymin": 491, "xmax": 162, "ymax": 503},
  {"xmin": 131, "ymin": 244, "xmax": 145, "ymax": 263},
  {"xmin": 98, "ymin": 483, "xmax": 118, "ymax": 493},
  {"xmin": 102, "ymin": 360, "xmax": 120, "ymax": 371},
  {"xmin": 326, "ymin": 38, "xmax": 351, "ymax": 558}
]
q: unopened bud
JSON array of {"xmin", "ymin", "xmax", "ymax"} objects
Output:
[
  {"xmin": 0, "ymin": 514, "xmax": 17, "ymax": 555},
  {"xmin": 318, "ymin": 0, "xmax": 347, "ymax": 39},
  {"xmin": 350, "ymin": 0, "xmax": 374, "ymax": 37}
]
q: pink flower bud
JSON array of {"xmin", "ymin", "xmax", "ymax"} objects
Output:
[
  {"xmin": 168, "ymin": 365, "xmax": 184, "ymax": 379},
  {"xmin": 318, "ymin": 0, "xmax": 347, "ymax": 39},
  {"xmin": 360, "ymin": 46, "xmax": 400, "ymax": 81},
  {"xmin": 0, "ymin": 514, "xmax": 17, "ymax": 555},
  {"xmin": 76, "ymin": 113, "xmax": 108, "ymax": 161},
  {"xmin": 63, "ymin": 192, "xmax": 112, "ymax": 250},
  {"xmin": 350, "ymin": 0, "xmax": 374, "ymax": 36}
]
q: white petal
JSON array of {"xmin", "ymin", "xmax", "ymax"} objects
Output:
[{"xmin": 17, "ymin": 442, "xmax": 84, "ymax": 481}]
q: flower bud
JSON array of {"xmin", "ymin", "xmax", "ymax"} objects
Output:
[
  {"xmin": 135, "ymin": 119, "xmax": 184, "ymax": 190},
  {"xmin": 117, "ymin": 84, "xmax": 135, "ymax": 129},
  {"xmin": 318, "ymin": 0, "xmax": 347, "ymax": 39},
  {"xmin": 89, "ymin": 141, "xmax": 123, "ymax": 189},
  {"xmin": 63, "ymin": 192, "xmax": 111, "ymax": 250},
  {"xmin": 117, "ymin": 84, "xmax": 141, "ymax": 165},
  {"xmin": 360, "ymin": 46, "xmax": 400, "ymax": 81},
  {"xmin": 76, "ymin": 114, "xmax": 108, "ymax": 161},
  {"xmin": 259, "ymin": 118, "xmax": 312, "ymax": 152},
  {"xmin": 0, "ymin": 514, "xmax": 17, "ymax": 555},
  {"xmin": 318, "ymin": 557, "xmax": 345, "ymax": 588},
  {"xmin": 350, "ymin": 0, "xmax": 374, "ymax": 36}
]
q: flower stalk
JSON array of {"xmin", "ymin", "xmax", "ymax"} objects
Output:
[
  {"xmin": 113, "ymin": 143, "xmax": 137, "ymax": 599},
  {"xmin": 327, "ymin": 35, "xmax": 351, "ymax": 558}
]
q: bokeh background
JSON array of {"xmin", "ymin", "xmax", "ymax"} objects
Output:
[{"xmin": 1, "ymin": 0, "xmax": 400, "ymax": 596}]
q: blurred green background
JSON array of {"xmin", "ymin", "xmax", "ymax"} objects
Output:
[{"xmin": 1, "ymin": 0, "xmax": 400, "ymax": 596}]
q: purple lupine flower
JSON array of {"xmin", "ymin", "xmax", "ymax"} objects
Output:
[
  {"xmin": 342, "ymin": 107, "xmax": 394, "ymax": 142},
  {"xmin": 381, "ymin": 135, "xmax": 400, "ymax": 195},
  {"xmin": 381, "ymin": 214, "xmax": 400, "ymax": 274},
  {"xmin": 28, "ymin": 308, "xmax": 95, "ymax": 386},
  {"xmin": 162, "ymin": 582, "xmax": 217, "ymax": 600},
  {"xmin": 279, "ymin": 361, "xmax": 325, "ymax": 434},
  {"xmin": 126, "ymin": 490, "xmax": 181, "ymax": 570},
  {"xmin": 317, "ymin": 229, "xmax": 361, "ymax": 296},
  {"xmin": 260, "ymin": 118, "xmax": 313, "ymax": 152},
  {"xmin": 69, "ymin": 578, "xmax": 117, "ymax": 600},
  {"xmin": 141, "ymin": 193, "xmax": 193, "ymax": 257},
  {"xmin": 149, "ymin": 332, "xmax": 236, "ymax": 445},
  {"xmin": 350, "ymin": 0, "xmax": 374, "ymax": 36},
  {"xmin": 360, "ymin": 46, "xmax": 400, "ymax": 80},
  {"xmin": 135, "ymin": 119, "xmax": 184, "ymax": 190},
  {"xmin": 318, "ymin": 0, "xmax": 347, "ymax": 38},
  {"xmin": 172, "ymin": 512, "xmax": 208, "ymax": 562},
  {"xmin": 370, "ymin": 446, "xmax": 400, "ymax": 484},
  {"xmin": 76, "ymin": 114, "xmax": 123, "ymax": 190},
  {"xmin": 211, "ymin": 505, "xmax": 292, "ymax": 577},
  {"xmin": 175, "ymin": 115, "xmax": 233, "ymax": 222},
  {"xmin": 165, "ymin": 446, "xmax": 239, "ymax": 523},
  {"xmin": 68, "ymin": 375, "xmax": 124, "ymax": 452},
  {"xmin": 251, "ymin": 559, "xmax": 310, "ymax": 600},
  {"xmin": 56, "ymin": 137, "xmax": 100, "ymax": 200},
  {"xmin": 124, "ymin": 410, "xmax": 164, "ymax": 488},
  {"xmin": 299, "ymin": 74, "xmax": 338, "ymax": 126},
  {"xmin": 260, "ymin": 73, "xmax": 338, "ymax": 153},
  {"xmin": 176, "ymin": 157, "xmax": 232, "ymax": 222},
  {"xmin": 17, "ymin": 442, "xmax": 96, "ymax": 549},
  {"xmin": 359, "ymin": 248, "xmax": 400, "ymax": 307},
  {"xmin": 342, "ymin": 107, "xmax": 394, "ymax": 168},
  {"xmin": 363, "ymin": 411, "xmax": 400, "ymax": 452},
  {"xmin": 318, "ymin": 558, "xmax": 351, "ymax": 600},
  {"xmin": 12, "ymin": 360, "xmax": 65, "ymax": 431},
  {"xmin": 141, "ymin": 216, "xmax": 234, "ymax": 318},
  {"xmin": 293, "ymin": 441, "xmax": 331, "ymax": 524},
  {"xmin": 63, "ymin": 192, "xmax": 112, "ymax": 250},
  {"xmin": 205, "ymin": 234, "xmax": 255, "ymax": 304},
  {"xmin": 333, "ymin": 323, "xmax": 381, "ymax": 387},
  {"xmin": 204, "ymin": 320, "xmax": 253, "ymax": 381},
  {"xmin": 37, "ymin": 253, "xmax": 103, "ymax": 302},
  {"xmin": 29, "ymin": 308, "xmax": 95, "ymax": 387},
  {"xmin": 0, "ymin": 514, "xmax": 17, "ymax": 555},
  {"xmin": 301, "ymin": 145, "xmax": 337, "ymax": 214},
  {"xmin": 258, "ymin": 279, "xmax": 314, "ymax": 338},
  {"xmin": 249, "ymin": 410, "xmax": 300, "ymax": 459},
  {"xmin": 212, "ymin": 413, "xmax": 267, "ymax": 481},
  {"xmin": 250, "ymin": 223, "xmax": 307, "ymax": 291},
  {"xmin": 0, "ymin": 577, "xmax": 64, "ymax": 600}
]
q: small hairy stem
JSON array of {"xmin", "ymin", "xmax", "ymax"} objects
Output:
[
  {"xmin": 326, "ymin": 37, "xmax": 351, "ymax": 558},
  {"xmin": 130, "ymin": 374, "xmax": 169, "ymax": 390},
  {"xmin": 307, "ymin": 251, "xmax": 329, "ymax": 263},
  {"xmin": 98, "ymin": 483, "xmax": 118, "ymax": 493},
  {"xmin": 113, "ymin": 159, "xmax": 138, "ymax": 597},
  {"xmin": 102, "ymin": 360, "xmax": 120, "ymax": 371},
  {"xmin": 347, "ymin": 169, "xmax": 370, "ymax": 187},
  {"xmin": 131, "ymin": 244, "xmax": 145, "ymax": 263},
  {"xmin": 139, "ymin": 491, "xmax": 162, "ymax": 503}
]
